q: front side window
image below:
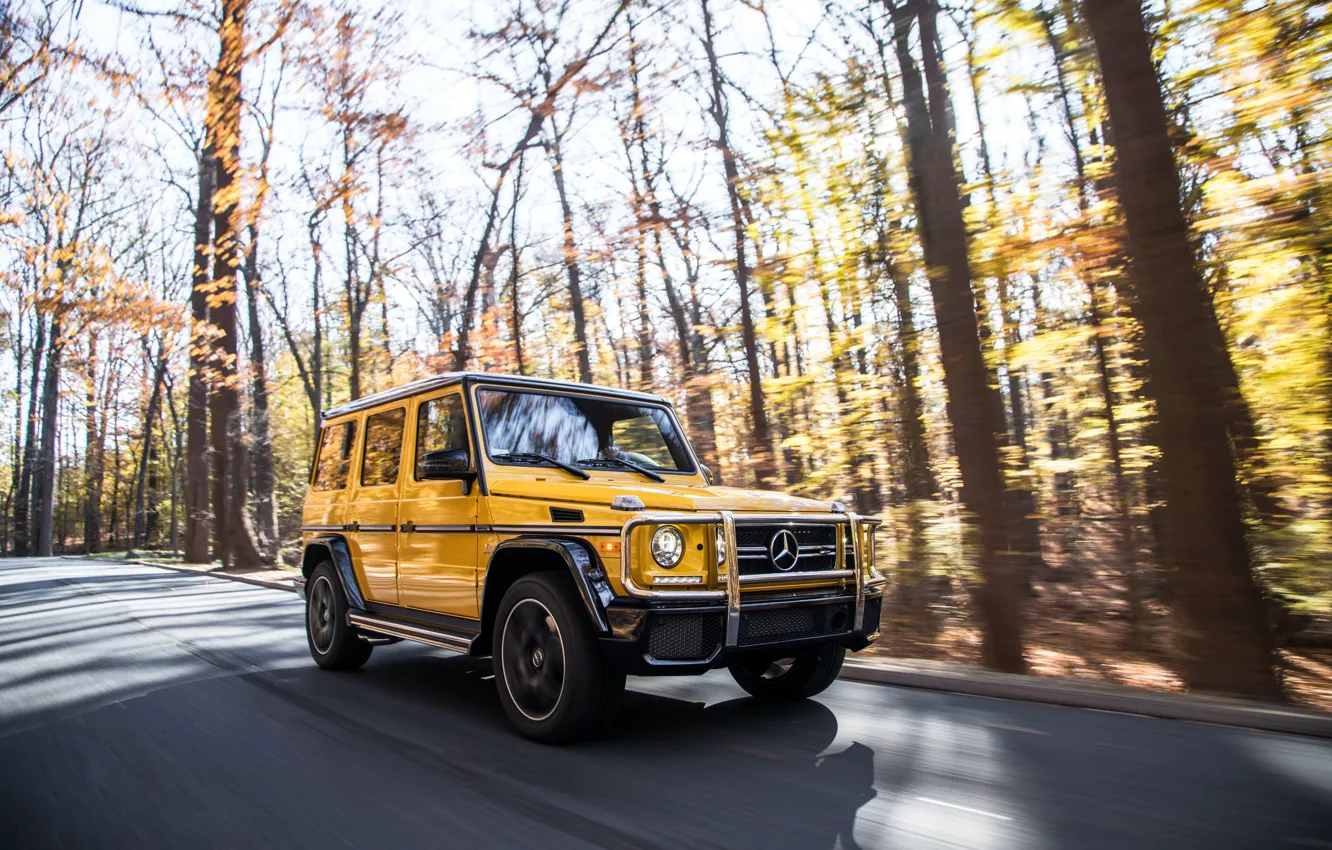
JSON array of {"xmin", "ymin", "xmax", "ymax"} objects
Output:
[
  {"xmin": 611, "ymin": 415, "xmax": 677, "ymax": 469},
  {"xmin": 312, "ymin": 421, "xmax": 357, "ymax": 491},
  {"xmin": 476, "ymin": 388, "xmax": 694, "ymax": 473},
  {"xmin": 415, "ymin": 394, "xmax": 470, "ymax": 479},
  {"xmin": 361, "ymin": 407, "xmax": 406, "ymax": 487}
]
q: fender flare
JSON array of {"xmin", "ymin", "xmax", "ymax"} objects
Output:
[
  {"xmin": 484, "ymin": 537, "xmax": 613, "ymax": 633},
  {"xmin": 301, "ymin": 535, "xmax": 367, "ymax": 611}
]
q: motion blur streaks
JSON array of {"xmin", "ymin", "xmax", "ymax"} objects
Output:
[{"xmin": 1, "ymin": 559, "xmax": 1330, "ymax": 849}]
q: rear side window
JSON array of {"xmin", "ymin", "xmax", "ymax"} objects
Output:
[
  {"xmin": 312, "ymin": 421, "xmax": 357, "ymax": 491},
  {"xmin": 361, "ymin": 408, "xmax": 406, "ymax": 487},
  {"xmin": 415, "ymin": 394, "xmax": 469, "ymax": 479}
]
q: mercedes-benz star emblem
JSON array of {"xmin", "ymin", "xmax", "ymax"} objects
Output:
[{"xmin": 768, "ymin": 529, "xmax": 801, "ymax": 571}]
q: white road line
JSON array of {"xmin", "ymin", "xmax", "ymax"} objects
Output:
[
  {"xmin": 982, "ymin": 721, "xmax": 1049, "ymax": 736},
  {"xmin": 915, "ymin": 797, "xmax": 1013, "ymax": 821}
]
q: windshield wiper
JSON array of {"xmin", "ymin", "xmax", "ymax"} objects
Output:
[
  {"xmin": 575, "ymin": 456, "xmax": 666, "ymax": 484},
  {"xmin": 492, "ymin": 452, "xmax": 590, "ymax": 480}
]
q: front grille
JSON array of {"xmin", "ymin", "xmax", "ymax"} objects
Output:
[
  {"xmin": 738, "ymin": 601, "xmax": 852, "ymax": 647},
  {"xmin": 862, "ymin": 596, "xmax": 882, "ymax": 636},
  {"xmin": 735, "ymin": 523, "xmax": 839, "ymax": 577},
  {"xmin": 735, "ymin": 523, "xmax": 837, "ymax": 548},
  {"xmin": 646, "ymin": 612, "xmax": 722, "ymax": 661}
]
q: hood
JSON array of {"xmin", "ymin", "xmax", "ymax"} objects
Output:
[{"xmin": 486, "ymin": 477, "xmax": 837, "ymax": 514}]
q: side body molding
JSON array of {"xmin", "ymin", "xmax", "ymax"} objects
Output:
[
  {"xmin": 302, "ymin": 535, "xmax": 367, "ymax": 611},
  {"xmin": 485, "ymin": 537, "xmax": 613, "ymax": 633}
]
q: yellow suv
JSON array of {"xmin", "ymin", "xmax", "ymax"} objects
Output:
[{"xmin": 296, "ymin": 373, "xmax": 884, "ymax": 741}]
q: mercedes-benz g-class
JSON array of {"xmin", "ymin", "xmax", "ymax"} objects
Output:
[{"xmin": 296, "ymin": 372, "xmax": 884, "ymax": 741}]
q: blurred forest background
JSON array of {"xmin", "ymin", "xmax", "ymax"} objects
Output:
[{"xmin": 1, "ymin": 0, "xmax": 1330, "ymax": 704}]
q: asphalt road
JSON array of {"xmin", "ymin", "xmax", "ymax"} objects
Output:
[{"xmin": 2, "ymin": 558, "xmax": 1330, "ymax": 850}]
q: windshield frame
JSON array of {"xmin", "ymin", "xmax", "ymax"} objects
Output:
[{"xmin": 470, "ymin": 383, "xmax": 701, "ymax": 479}]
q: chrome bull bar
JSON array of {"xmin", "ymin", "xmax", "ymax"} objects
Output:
[{"xmin": 619, "ymin": 511, "xmax": 878, "ymax": 648}]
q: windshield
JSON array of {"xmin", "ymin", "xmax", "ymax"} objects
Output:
[{"xmin": 476, "ymin": 388, "xmax": 695, "ymax": 474}]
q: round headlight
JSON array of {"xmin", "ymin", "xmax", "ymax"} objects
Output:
[{"xmin": 650, "ymin": 525, "xmax": 685, "ymax": 568}]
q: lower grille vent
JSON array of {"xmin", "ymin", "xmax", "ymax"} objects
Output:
[
  {"xmin": 738, "ymin": 602, "xmax": 852, "ymax": 647},
  {"xmin": 646, "ymin": 613, "xmax": 722, "ymax": 661}
]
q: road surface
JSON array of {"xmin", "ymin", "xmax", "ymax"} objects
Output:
[{"xmin": 1, "ymin": 558, "xmax": 1329, "ymax": 849}]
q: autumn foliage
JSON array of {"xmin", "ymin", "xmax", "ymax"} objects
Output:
[{"xmin": 2, "ymin": 0, "xmax": 1330, "ymax": 702}]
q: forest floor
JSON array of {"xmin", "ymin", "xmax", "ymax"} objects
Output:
[
  {"xmin": 868, "ymin": 621, "xmax": 1332, "ymax": 714},
  {"xmin": 873, "ymin": 542, "xmax": 1332, "ymax": 713}
]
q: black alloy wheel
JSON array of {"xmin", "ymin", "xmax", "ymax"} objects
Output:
[
  {"xmin": 305, "ymin": 561, "xmax": 372, "ymax": 671},
  {"xmin": 493, "ymin": 572, "xmax": 624, "ymax": 743},
  {"xmin": 500, "ymin": 598, "xmax": 567, "ymax": 723}
]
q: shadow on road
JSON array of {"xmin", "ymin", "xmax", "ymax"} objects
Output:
[{"xmin": 342, "ymin": 650, "xmax": 878, "ymax": 848}]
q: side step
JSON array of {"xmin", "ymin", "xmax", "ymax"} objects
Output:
[{"xmin": 347, "ymin": 611, "xmax": 476, "ymax": 654}]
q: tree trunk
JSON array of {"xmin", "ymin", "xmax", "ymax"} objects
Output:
[
  {"xmin": 14, "ymin": 315, "xmax": 45, "ymax": 557},
  {"xmin": 207, "ymin": 0, "xmax": 266, "ymax": 569},
  {"xmin": 346, "ymin": 282, "xmax": 364, "ymax": 401},
  {"xmin": 1083, "ymin": 0, "xmax": 1279, "ymax": 699},
  {"xmin": 83, "ymin": 334, "xmax": 102, "ymax": 554},
  {"xmin": 508, "ymin": 205, "xmax": 525, "ymax": 376},
  {"xmin": 133, "ymin": 347, "xmax": 168, "ymax": 549},
  {"xmin": 311, "ymin": 225, "xmax": 325, "ymax": 422},
  {"xmin": 33, "ymin": 314, "xmax": 62, "ymax": 557},
  {"xmin": 244, "ymin": 222, "xmax": 278, "ymax": 557},
  {"xmin": 888, "ymin": 249, "xmax": 939, "ymax": 636},
  {"xmin": 662, "ymin": 223, "xmax": 722, "ymax": 478},
  {"xmin": 164, "ymin": 373, "xmax": 183, "ymax": 556},
  {"xmin": 887, "ymin": 250, "xmax": 935, "ymax": 501},
  {"xmin": 547, "ymin": 129, "xmax": 593, "ymax": 383},
  {"xmin": 185, "ymin": 144, "xmax": 214, "ymax": 564},
  {"xmin": 6, "ymin": 317, "xmax": 24, "ymax": 556},
  {"xmin": 457, "ymin": 174, "xmax": 506, "ymax": 372},
  {"xmin": 891, "ymin": 0, "xmax": 1025, "ymax": 672},
  {"xmin": 625, "ymin": 25, "xmax": 655, "ymax": 389},
  {"xmin": 701, "ymin": 0, "xmax": 776, "ymax": 486}
]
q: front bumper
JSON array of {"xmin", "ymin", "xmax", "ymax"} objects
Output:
[
  {"xmin": 603, "ymin": 509, "xmax": 883, "ymax": 675},
  {"xmin": 599, "ymin": 586, "xmax": 884, "ymax": 676}
]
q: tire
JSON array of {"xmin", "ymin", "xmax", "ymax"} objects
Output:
[
  {"xmin": 493, "ymin": 573, "xmax": 624, "ymax": 743},
  {"xmin": 305, "ymin": 562, "xmax": 372, "ymax": 671},
  {"xmin": 728, "ymin": 643, "xmax": 846, "ymax": 701}
]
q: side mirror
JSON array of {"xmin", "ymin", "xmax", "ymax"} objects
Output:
[{"xmin": 420, "ymin": 448, "xmax": 473, "ymax": 480}]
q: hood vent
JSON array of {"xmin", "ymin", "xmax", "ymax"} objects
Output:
[{"xmin": 550, "ymin": 507, "xmax": 585, "ymax": 523}]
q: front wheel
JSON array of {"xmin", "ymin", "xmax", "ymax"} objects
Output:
[
  {"xmin": 305, "ymin": 562, "xmax": 372, "ymax": 671},
  {"xmin": 493, "ymin": 573, "xmax": 624, "ymax": 743},
  {"xmin": 728, "ymin": 644, "xmax": 846, "ymax": 701}
]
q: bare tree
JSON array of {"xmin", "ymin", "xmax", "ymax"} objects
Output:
[{"xmin": 700, "ymin": 0, "xmax": 776, "ymax": 485}]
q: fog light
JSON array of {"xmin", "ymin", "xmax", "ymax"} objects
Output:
[{"xmin": 651, "ymin": 525, "xmax": 685, "ymax": 568}]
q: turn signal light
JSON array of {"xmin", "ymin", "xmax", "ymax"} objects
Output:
[{"xmin": 599, "ymin": 540, "xmax": 621, "ymax": 556}]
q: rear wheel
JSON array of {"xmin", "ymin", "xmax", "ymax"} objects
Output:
[
  {"xmin": 493, "ymin": 573, "xmax": 624, "ymax": 743},
  {"xmin": 728, "ymin": 644, "xmax": 845, "ymax": 701},
  {"xmin": 306, "ymin": 562, "xmax": 372, "ymax": 671}
]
